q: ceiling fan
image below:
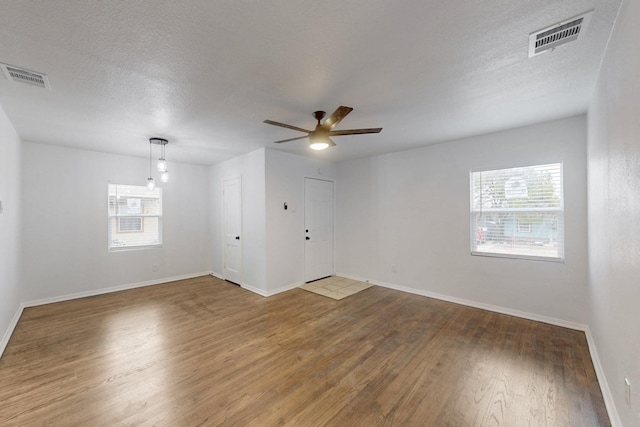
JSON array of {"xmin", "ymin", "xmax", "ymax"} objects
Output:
[{"xmin": 264, "ymin": 106, "xmax": 382, "ymax": 150}]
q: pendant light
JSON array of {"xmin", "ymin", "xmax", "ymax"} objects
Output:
[
  {"xmin": 147, "ymin": 140, "xmax": 155, "ymax": 190},
  {"xmin": 147, "ymin": 137, "xmax": 169, "ymax": 188},
  {"xmin": 157, "ymin": 141, "xmax": 167, "ymax": 172}
]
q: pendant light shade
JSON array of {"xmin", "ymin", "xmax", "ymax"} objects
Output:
[
  {"xmin": 157, "ymin": 139, "xmax": 168, "ymax": 172},
  {"xmin": 157, "ymin": 157, "xmax": 167, "ymax": 172}
]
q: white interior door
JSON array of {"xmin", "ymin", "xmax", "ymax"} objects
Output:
[
  {"xmin": 304, "ymin": 178, "xmax": 334, "ymax": 282},
  {"xmin": 223, "ymin": 176, "xmax": 242, "ymax": 285}
]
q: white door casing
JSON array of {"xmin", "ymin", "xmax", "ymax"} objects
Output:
[
  {"xmin": 223, "ymin": 176, "xmax": 242, "ymax": 285},
  {"xmin": 304, "ymin": 178, "xmax": 334, "ymax": 282}
]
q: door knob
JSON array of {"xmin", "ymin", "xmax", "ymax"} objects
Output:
[
  {"xmin": 235, "ymin": 236, "xmax": 240, "ymax": 240},
  {"xmin": 305, "ymin": 236, "xmax": 310, "ymax": 240}
]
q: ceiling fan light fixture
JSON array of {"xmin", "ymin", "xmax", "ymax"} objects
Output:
[
  {"xmin": 309, "ymin": 140, "xmax": 330, "ymax": 150},
  {"xmin": 264, "ymin": 106, "xmax": 382, "ymax": 150},
  {"xmin": 309, "ymin": 128, "xmax": 331, "ymax": 150},
  {"xmin": 309, "ymin": 142, "xmax": 329, "ymax": 150}
]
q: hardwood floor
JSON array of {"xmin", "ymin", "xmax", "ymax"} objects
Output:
[{"xmin": 0, "ymin": 276, "xmax": 610, "ymax": 426}]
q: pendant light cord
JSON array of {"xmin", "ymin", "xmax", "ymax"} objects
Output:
[{"xmin": 149, "ymin": 141, "xmax": 152, "ymax": 178}]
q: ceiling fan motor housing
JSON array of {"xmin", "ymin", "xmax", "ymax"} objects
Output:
[{"xmin": 313, "ymin": 111, "xmax": 326, "ymax": 123}]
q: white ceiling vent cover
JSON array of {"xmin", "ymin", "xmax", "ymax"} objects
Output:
[
  {"xmin": 529, "ymin": 10, "xmax": 593, "ymax": 57},
  {"xmin": 0, "ymin": 63, "xmax": 50, "ymax": 89}
]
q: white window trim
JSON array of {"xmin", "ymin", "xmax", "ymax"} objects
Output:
[
  {"xmin": 108, "ymin": 184, "xmax": 163, "ymax": 251},
  {"xmin": 469, "ymin": 250, "xmax": 564, "ymax": 263},
  {"xmin": 469, "ymin": 163, "xmax": 564, "ymax": 263}
]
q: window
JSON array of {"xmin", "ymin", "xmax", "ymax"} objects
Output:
[
  {"xmin": 517, "ymin": 222, "xmax": 532, "ymax": 233},
  {"xmin": 470, "ymin": 163, "xmax": 563, "ymax": 261},
  {"xmin": 118, "ymin": 217, "xmax": 143, "ymax": 232},
  {"xmin": 108, "ymin": 184, "xmax": 162, "ymax": 250}
]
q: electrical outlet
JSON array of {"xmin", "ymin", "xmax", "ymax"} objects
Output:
[
  {"xmin": 391, "ymin": 265, "xmax": 397, "ymax": 272},
  {"xmin": 625, "ymin": 378, "xmax": 631, "ymax": 406}
]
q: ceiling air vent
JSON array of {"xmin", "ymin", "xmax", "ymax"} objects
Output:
[
  {"xmin": 0, "ymin": 63, "xmax": 50, "ymax": 89},
  {"xmin": 528, "ymin": 10, "xmax": 593, "ymax": 57}
]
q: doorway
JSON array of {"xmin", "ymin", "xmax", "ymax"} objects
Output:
[
  {"xmin": 223, "ymin": 176, "xmax": 242, "ymax": 285},
  {"xmin": 304, "ymin": 178, "xmax": 334, "ymax": 282}
]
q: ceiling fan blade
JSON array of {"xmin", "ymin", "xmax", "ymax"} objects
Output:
[
  {"xmin": 263, "ymin": 120, "xmax": 311, "ymax": 134},
  {"xmin": 329, "ymin": 127, "xmax": 383, "ymax": 136},
  {"xmin": 273, "ymin": 135, "xmax": 309, "ymax": 144},
  {"xmin": 323, "ymin": 106, "xmax": 353, "ymax": 129},
  {"xmin": 327, "ymin": 137, "xmax": 336, "ymax": 147}
]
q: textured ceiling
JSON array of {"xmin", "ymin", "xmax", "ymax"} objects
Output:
[{"xmin": 0, "ymin": 0, "xmax": 621, "ymax": 165}]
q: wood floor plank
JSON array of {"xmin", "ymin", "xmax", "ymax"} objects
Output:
[{"xmin": 0, "ymin": 276, "xmax": 610, "ymax": 426}]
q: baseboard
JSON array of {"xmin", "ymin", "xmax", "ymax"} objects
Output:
[
  {"xmin": 0, "ymin": 303, "xmax": 24, "ymax": 359},
  {"xmin": 584, "ymin": 327, "xmax": 622, "ymax": 427},
  {"xmin": 23, "ymin": 271, "xmax": 213, "ymax": 308},
  {"xmin": 337, "ymin": 273, "xmax": 375, "ymax": 286},
  {"xmin": 241, "ymin": 281, "xmax": 302, "ymax": 298},
  {"xmin": 337, "ymin": 272, "xmax": 586, "ymax": 331},
  {"xmin": 265, "ymin": 282, "xmax": 303, "ymax": 297},
  {"xmin": 211, "ymin": 269, "xmax": 301, "ymax": 298},
  {"xmin": 240, "ymin": 283, "xmax": 268, "ymax": 297}
]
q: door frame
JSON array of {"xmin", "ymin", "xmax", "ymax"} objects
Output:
[
  {"xmin": 303, "ymin": 176, "xmax": 336, "ymax": 282},
  {"xmin": 222, "ymin": 175, "xmax": 243, "ymax": 285}
]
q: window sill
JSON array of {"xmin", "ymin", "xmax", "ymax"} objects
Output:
[
  {"xmin": 109, "ymin": 244, "xmax": 163, "ymax": 252},
  {"xmin": 471, "ymin": 251, "xmax": 564, "ymax": 263}
]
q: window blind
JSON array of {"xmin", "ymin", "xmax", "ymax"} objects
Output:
[
  {"xmin": 470, "ymin": 163, "xmax": 564, "ymax": 261},
  {"xmin": 108, "ymin": 184, "xmax": 162, "ymax": 250}
]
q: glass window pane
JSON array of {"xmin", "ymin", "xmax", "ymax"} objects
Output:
[
  {"xmin": 108, "ymin": 184, "xmax": 162, "ymax": 250},
  {"xmin": 471, "ymin": 163, "xmax": 563, "ymax": 261}
]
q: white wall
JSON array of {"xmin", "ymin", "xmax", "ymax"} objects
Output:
[
  {"xmin": 587, "ymin": 0, "xmax": 640, "ymax": 424},
  {"xmin": 21, "ymin": 142, "xmax": 211, "ymax": 302},
  {"xmin": 337, "ymin": 115, "xmax": 589, "ymax": 325},
  {"xmin": 209, "ymin": 148, "xmax": 336, "ymax": 295},
  {"xmin": 209, "ymin": 148, "xmax": 267, "ymax": 292},
  {"xmin": 265, "ymin": 149, "xmax": 336, "ymax": 292},
  {"xmin": 0, "ymin": 106, "xmax": 22, "ymax": 356}
]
